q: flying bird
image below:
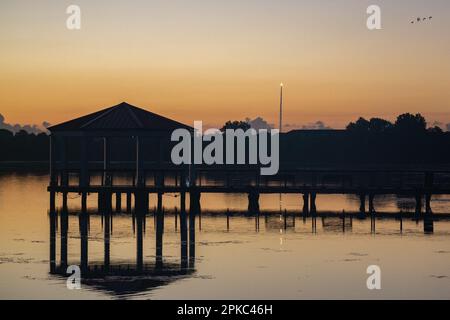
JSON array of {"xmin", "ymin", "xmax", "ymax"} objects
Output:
[{"xmin": 410, "ymin": 15, "xmax": 433, "ymax": 24}]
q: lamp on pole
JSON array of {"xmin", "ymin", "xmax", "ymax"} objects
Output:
[{"xmin": 279, "ymin": 83, "xmax": 283, "ymax": 133}]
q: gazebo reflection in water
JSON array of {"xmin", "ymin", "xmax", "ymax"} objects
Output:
[{"xmin": 48, "ymin": 205, "xmax": 196, "ymax": 296}]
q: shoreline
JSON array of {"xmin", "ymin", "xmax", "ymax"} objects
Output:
[
  {"xmin": 0, "ymin": 161, "xmax": 48, "ymax": 171},
  {"xmin": 2, "ymin": 161, "xmax": 450, "ymax": 174}
]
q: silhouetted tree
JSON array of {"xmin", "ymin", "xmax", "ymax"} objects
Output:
[
  {"xmin": 0, "ymin": 129, "xmax": 13, "ymax": 137},
  {"xmin": 428, "ymin": 126, "xmax": 443, "ymax": 134},
  {"xmin": 346, "ymin": 117, "xmax": 370, "ymax": 133},
  {"xmin": 15, "ymin": 129, "xmax": 30, "ymax": 137},
  {"xmin": 369, "ymin": 118, "xmax": 393, "ymax": 133},
  {"xmin": 221, "ymin": 120, "xmax": 251, "ymax": 132},
  {"xmin": 394, "ymin": 113, "xmax": 426, "ymax": 134}
]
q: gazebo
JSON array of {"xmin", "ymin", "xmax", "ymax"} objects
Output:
[{"xmin": 47, "ymin": 102, "xmax": 193, "ymax": 213}]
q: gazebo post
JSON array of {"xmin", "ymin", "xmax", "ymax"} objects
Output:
[
  {"xmin": 158, "ymin": 137, "xmax": 164, "ymax": 165},
  {"xmin": 80, "ymin": 136, "xmax": 88, "ymax": 187},
  {"xmin": 103, "ymin": 137, "xmax": 111, "ymax": 186},
  {"xmin": 49, "ymin": 134, "xmax": 57, "ymax": 211},
  {"xmin": 80, "ymin": 136, "xmax": 88, "ymax": 211},
  {"xmin": 99, "ymin": 136, "xmax": 113, "ymax": 215},
  {"xmin": 136, "ymin": 136, "xmax": 144, "ymax": 187},
  {"xmin": 58, "ymin": 136, "xmax": 69, "ymax": 210},
  {"xmin": 49, "ymin": 134, "xmax": 57, "ymax": 186},
  {"xmin": 157, "ymin": 136, "xmax": 165, "ymax": 187},
  {"xmin": 189, "ymin": 135, "xmax": 197, "ymax": 186},
  {"xmin": 59, "ymin": 136, "xmax": 68, "ymax": 187}
]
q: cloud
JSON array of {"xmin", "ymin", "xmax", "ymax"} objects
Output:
[
  {"xmin": 0, "ymin": 113, "xmax": 50, "ymax": 134},
  {"xmin": 430, "ymin": 121, "xmax": 445, "ymax": 130},
  {"xmin": 301, "ymin": 121, "xmax": 332, "ymax": 130},
  {"xmin": 446, "ymin": 123, "xmax": 450, "ymax": 132},
  {"xmin": 245, "ymin": 117, "xmax": 274, "ymax": 130}
]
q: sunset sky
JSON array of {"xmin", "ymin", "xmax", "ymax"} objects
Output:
[{"xmin": 1, "ymin": 0, "xmax": 449, "ymax": 130}]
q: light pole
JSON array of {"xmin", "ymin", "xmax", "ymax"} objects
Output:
[
  {"xmin": 279, "ymin": 83, "xmax": 284, "ymax": 213},
  {"xmin": 279, "ymin": 83, "xmax": 283, "ymax": 133}
]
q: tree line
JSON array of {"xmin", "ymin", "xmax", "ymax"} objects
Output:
[{"xmin": 1, "ymin": 113, "xmax": 450, "ymax": 167}]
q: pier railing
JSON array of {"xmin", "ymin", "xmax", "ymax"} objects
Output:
[
  {"xmin": 47, "ymin": 164, "xmax": 450, "ymax": 218},
  {"xmin": 49, "ymin": 163, "xmax": 450, "ymax": 192}
]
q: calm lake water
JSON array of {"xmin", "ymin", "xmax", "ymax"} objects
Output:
[{"xmin": 1, "ymin": 172, "xmax": 450, "ymax": 299}]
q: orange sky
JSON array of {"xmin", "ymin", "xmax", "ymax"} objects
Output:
[{"xmin": 1, "ymin": 0, "xmax": 449, "ymax": 129}]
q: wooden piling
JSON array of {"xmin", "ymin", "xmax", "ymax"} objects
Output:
[
  {"xmin": 60, "ymin": 207, "xmax": 68, "ymax": 269},
  {"xmin": 180, "ymin": 201, "xmax": 188, "ymax": 269},
  {"xmin": 62, "ymin": 192, "xmax": 68, "ymax": 211},
  {"xmin": 368, "ymin": 194, "xmax": 375, "ymax": 214},
  {"xmin": 50, "ymin": 191, "xmax": 56, "ymax": 213},
  {"xmin": 248, "ymin": 188, "xmax": 260, "ymax": 214},
  {"xmin": 104, "ymin": 212, "xmax": 111, "ymax": 270},
  {"xmin": 425, "ymin": 194, "xmax": 432, "ymax": 214},
  {"xmin": 359, "ymin": 193, "xmax": 366, "ymax": 214},
  {"xmin": 136, "ymin": 213, "xmax": 144, "ymax": 271},
  {"xmin": 415, "ymin": 194, "xmax": 422, "ymax": 218},
  {"xmin": 126, "ymin": 192, "xmax": 132, "ymax": 213},
  {"xmin": 302, "ymin": 193, "xmax": 309, "ymax": 216},
  {"xmin": 81, "ymin": 192, "xmax": 87, "ymax": 213},
  {"xmin": 49, "ymin": 209, "xmax": 56, "ymax": 273},
  {"xmin": 115, "ymin": 192, "xmax": 121, "ymax": 212},
  {"xmin": 310, "ymin": 192, "xmax": 317, "ymax": 215}
]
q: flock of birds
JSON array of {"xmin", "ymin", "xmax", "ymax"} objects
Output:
[{"xmin": 411, "ymin": 16, "xmax": 433, "ymax": 24}]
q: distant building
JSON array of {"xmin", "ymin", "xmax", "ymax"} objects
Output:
[{"xmin": 285, "ymin": 129, "xmax": 347, "ymax": 137}]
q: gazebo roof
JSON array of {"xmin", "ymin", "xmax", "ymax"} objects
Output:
[{"xmin": 48, "ymin": 102, "xmax": 192, "ymax": 132}]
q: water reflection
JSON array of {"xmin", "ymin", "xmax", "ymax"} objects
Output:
[
  {"xmin": 3, "ymin": 173, "xmax": 449, "ymax": 299},
  {"xmin": 47, "ymin": 191, "xmax": 447, "ymax": 298},
  {"xmin": 49, "ymin": 198, "xmax": 196, "ymax": 297}
]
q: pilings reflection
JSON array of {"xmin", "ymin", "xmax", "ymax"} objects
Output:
[
  {"xmin": 48, "ymin": 191, "xmax": 196, "ymax": 296},
  {"xmin": 48, "ymin": 190, "xmax": 439, "ymax": 295}
]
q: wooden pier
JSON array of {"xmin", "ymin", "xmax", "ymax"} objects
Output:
[
  {"xmin": 47, "ymin": 102, "xmax": 450, "ymax": 217},
  {"xmin": 48, "ymin": 166, "xmax": 450, "ymax": 217}
]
